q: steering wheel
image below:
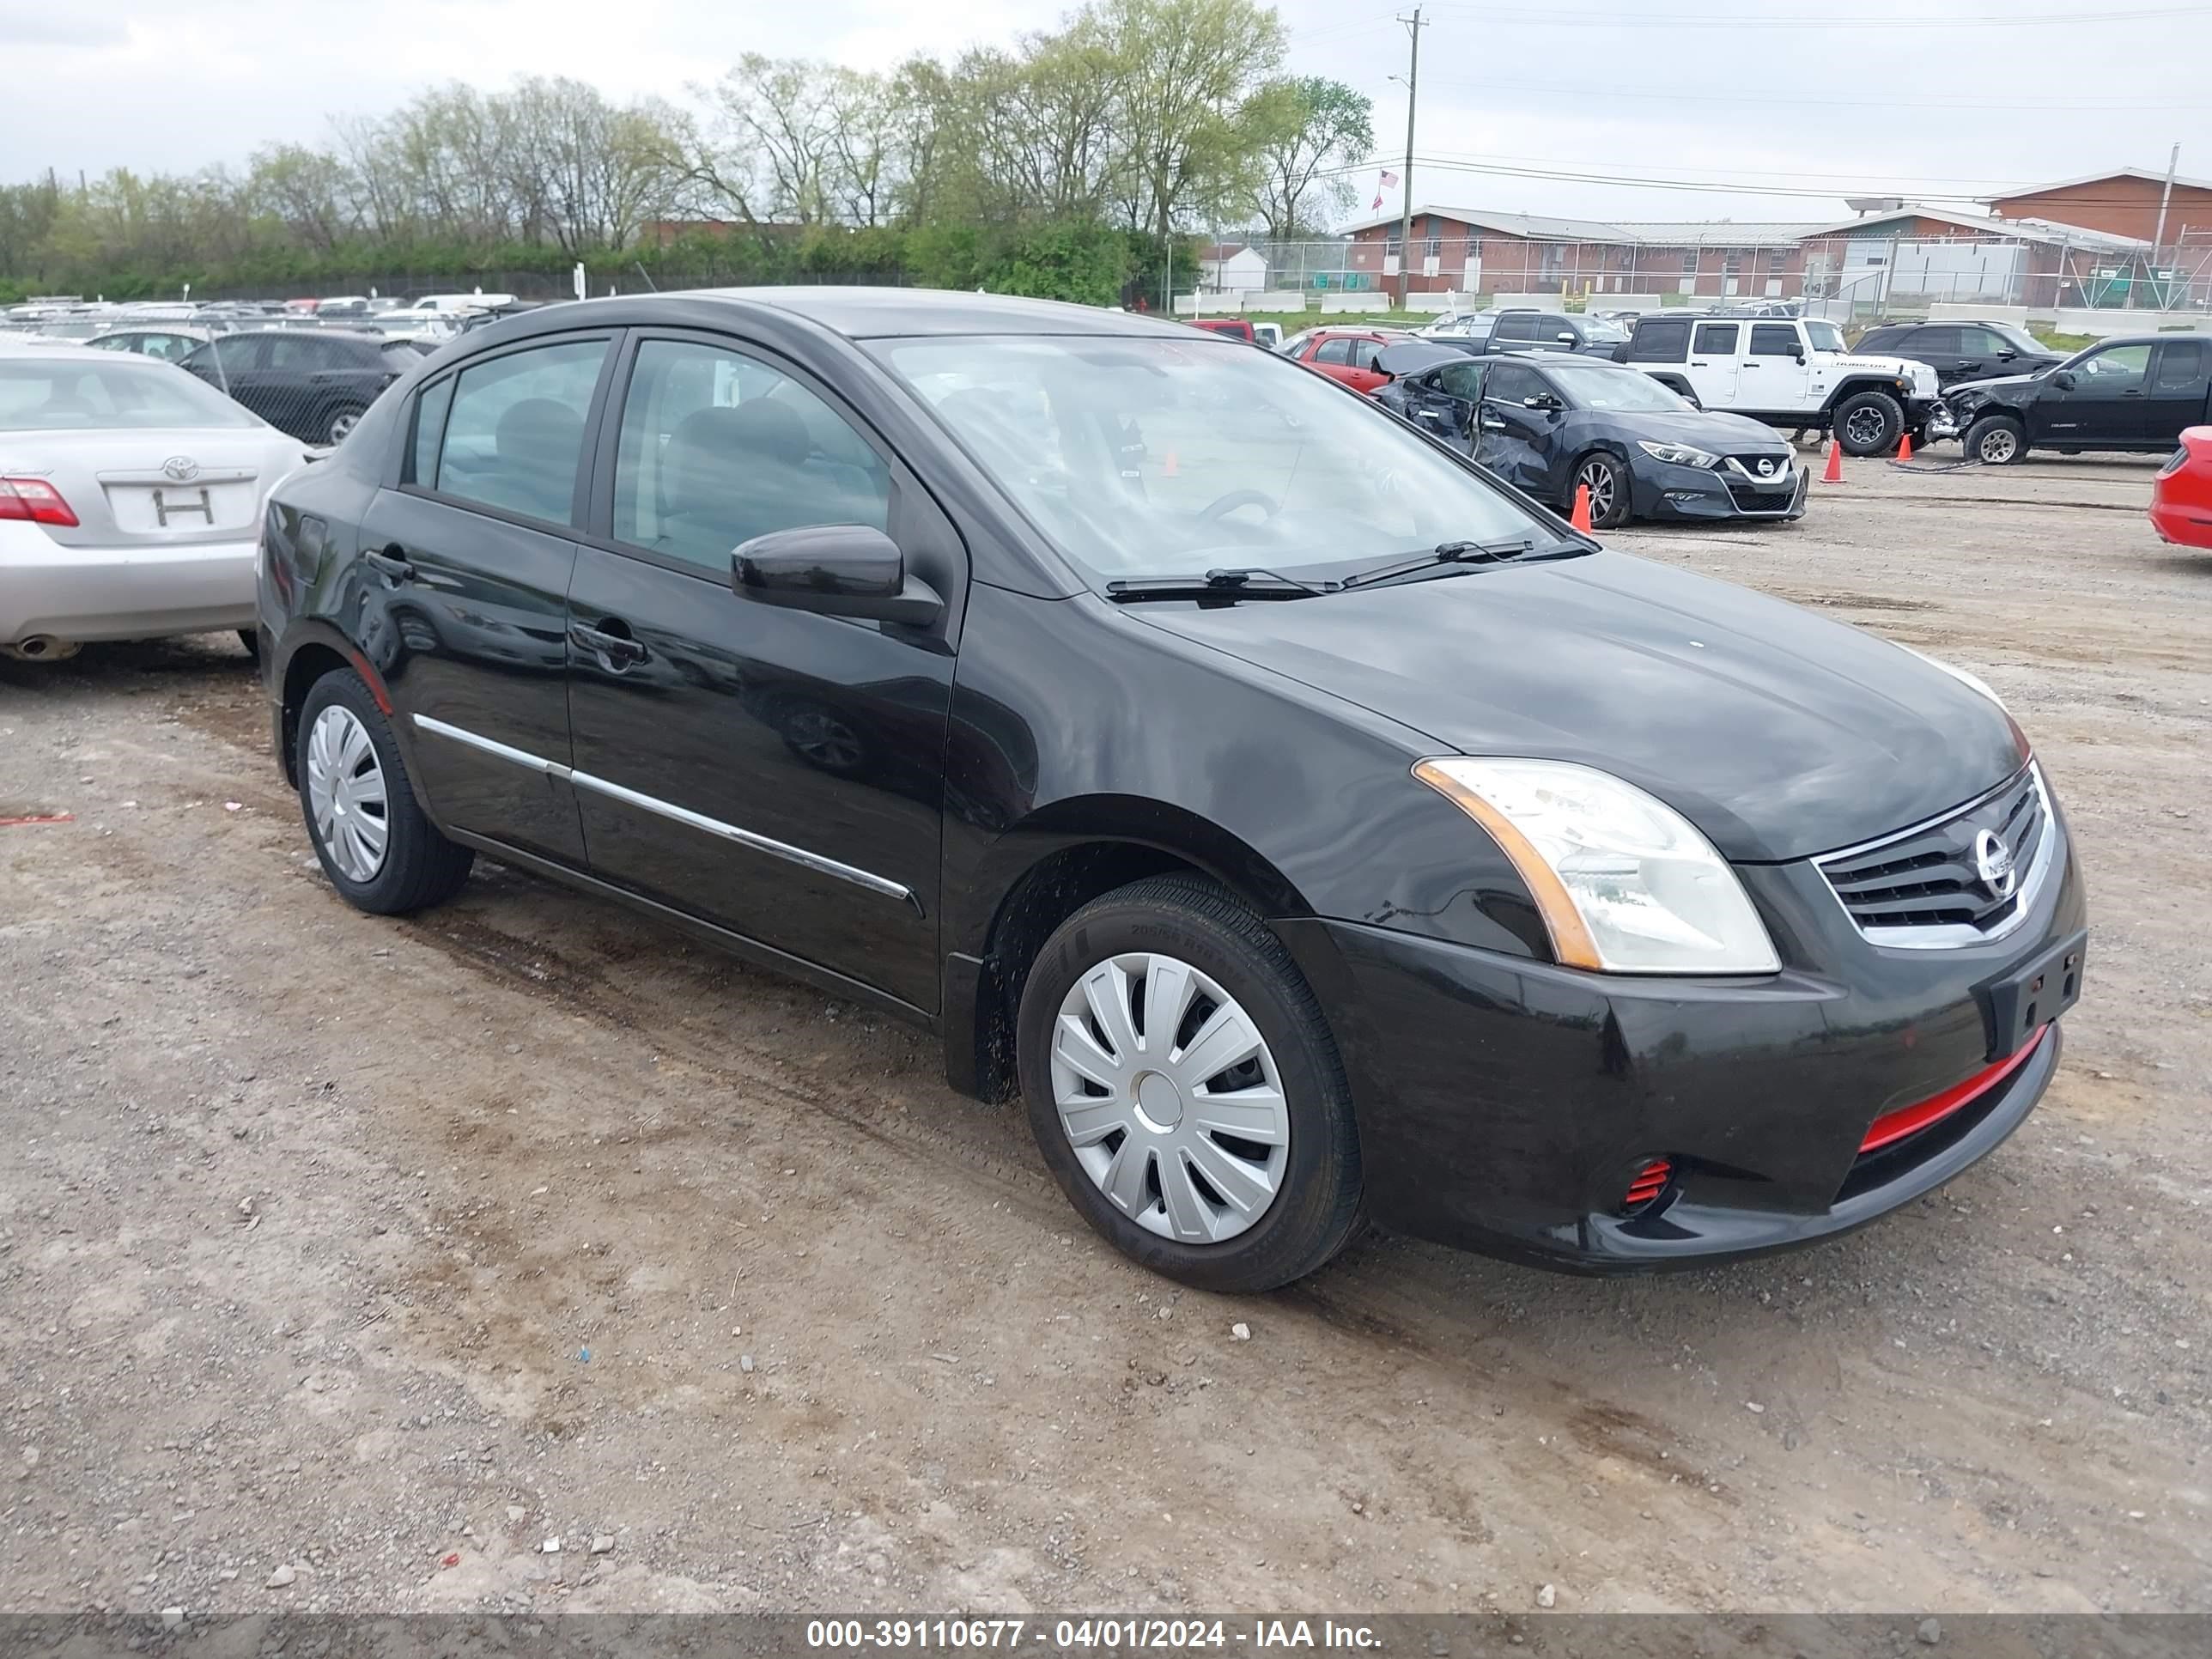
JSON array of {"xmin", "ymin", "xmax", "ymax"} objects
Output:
[{"xmin": 1199, "ymin": 489, "xmax": 1279, "ymax": 521}]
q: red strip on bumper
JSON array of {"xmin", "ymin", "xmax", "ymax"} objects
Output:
[{"xmin": 1861, "ymin": 1025, "xmax": 2050, "ymax": 1154}]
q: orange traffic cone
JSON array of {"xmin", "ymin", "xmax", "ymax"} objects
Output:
[
  {"xmin": 1821, "ymin": 438, "xmax": 1844, "ymax": 483},
  {"xmin": 1896, "ymin": 429, "xmax": 1913, "ymax": 463},
  {"xmin": 1570, "ymin": 483, "xmax": 1594, "ymax": 532}
]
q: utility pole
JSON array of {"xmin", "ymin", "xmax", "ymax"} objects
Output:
[
  {"xmin": 1395, "ymin": 7, "xmax": 1424, "ymax": 307},
  {"xmin": 2146, "ymin": 142, "xmax": 2181, "ymax": 309}
]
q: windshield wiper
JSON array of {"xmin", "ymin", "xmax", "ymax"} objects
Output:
[
  {"xmin": 1104, "ymin": 567, "xmax": 1327, "ymax": 603},
  {"xmin": 1339, "ymin": 538, "xmax": 1543, "ymax": 592}
]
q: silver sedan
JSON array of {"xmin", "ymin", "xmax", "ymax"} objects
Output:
[{"xmin": 1, "ymin": 343, "xmax": 315, "ymax": 661}]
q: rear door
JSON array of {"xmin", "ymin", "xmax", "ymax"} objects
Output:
[
  {"xmin": 562, "ymin": 330, "xmax": 958, "ymax": 1012},
  {"xmin": 183, "ymin": 333, "xmax": 273, "ymax": 422},
  {"xmin": 1686, "ymin": 321, "xmax": 1743, "ymax": 408},
  {"xmin": 362, "ymin": 331, "xmax": 617, "ymax": 866},
  {"xmin": 1413, "ymin": 357, "xmax": 1486, "ymax": 448},
  {"xmin": 1476, "ymin": 362, "xmax": 1556, "ymax": 493},
  {"xmin": 1342, "ymin": 337, "xmax": 1391, "ymax": 393},
  {"xmin": 2142, "ymin": 338, "xmax": 2211, "ymax": 445},
  {"xmin": 2033, "ymin": 342, "xmax": 2151, "ymax": 446}
]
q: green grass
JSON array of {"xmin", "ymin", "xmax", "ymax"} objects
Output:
[{"xmin": 2031, "ymin": 330, "xmax": 2098, "ymax": 353}]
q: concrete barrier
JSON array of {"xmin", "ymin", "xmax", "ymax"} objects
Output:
[
  {"xmin": 1485, "ymin": 293, "xmax": 1568, "ymax": 312},
  {"xmin": 1929, "ymin": 303, "xmax": 2032, "ymax": 327},
  {"xmin": 2043, "ymin": 307, "xmax": 2212, "ymax": 338},
  {"xmin": 1248, "ymin": 290, "xmax": 1310, "ymax": 313},
  {"xmin": 1319, "ymin": 292, "xmax": 1389, "ymax": 314}
]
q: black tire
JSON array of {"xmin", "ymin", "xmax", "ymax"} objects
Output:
[
  {"xmin": 1964, "ymin": 413, "xmax": 2027, "ymax": 466},
  {"xmin": 1015, "ymin": 875, "xmax": 1363, "ymax": 1293},
  {"xmin": 1570, "ymin": 449, "xmax": 1632, "ymax": 529},
  {"xmin": 295, "ymin": 668, "xmax": 473, "ymax": 915},
  {"xmin": 237, "ymin": 628, "xmax": 261, "ymax": 663},
  {"xmin": 1832, "ymin": 389, "xmax": 1904, "ymax": 457},
  {"xmin": 320, "ymin": 403, "xmax": 368, "ymax": 447}
]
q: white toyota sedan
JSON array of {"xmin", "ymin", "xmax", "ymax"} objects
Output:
[{"xmin": 1, "ymin": 343, "xmax": 315, "ymax": 661}]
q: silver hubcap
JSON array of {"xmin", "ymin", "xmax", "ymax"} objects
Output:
[
  {"xmin": 1844, "ymin": 406, "xmax": 1887, "ymax": 447},
  {"xmin": 1980, "ymin": 429, "xmax": 2017, "ymax": 463},
  {"xmin": 306, "ymin": 706, "xmax": 389, "ymax": 883},
  {"xmin": 1577, "ymin": 461, "xmax": 1614, "ymax": 519},
  {"xmin": 1050, "ymin": 952, "xmax": 1290, "ymax": 1245}
]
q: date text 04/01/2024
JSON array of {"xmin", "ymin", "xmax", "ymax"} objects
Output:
[{"xmin": 803, "ymin": 1620, "xmax": 1382, "ymax": 1650}]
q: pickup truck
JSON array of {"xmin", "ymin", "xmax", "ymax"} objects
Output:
[
  {"xmin": 1613, "ymin": 312, "xmax": 1941, "ymax": 456},
  {"xmin": 1945, "ymin": 334, "xmax": 2212, "ymax": 465}
]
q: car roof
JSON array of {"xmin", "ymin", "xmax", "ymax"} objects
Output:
[{"xmin": 581, "ymin": 286, "xmax": 1198, "ymax": 341}]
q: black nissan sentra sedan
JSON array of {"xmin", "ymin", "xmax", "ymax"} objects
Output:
[{"xmin": 254, "ymin": 289, "xmax": 2087, "ymax": 1293}]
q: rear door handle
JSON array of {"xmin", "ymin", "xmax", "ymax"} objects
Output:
[
  {"xmin": 363, "ymin": 548, "xmax": 414, "ymax": 582},
  {"xmin": 571, "ymin": 620, "xmax": 648, "ymax": 667}
]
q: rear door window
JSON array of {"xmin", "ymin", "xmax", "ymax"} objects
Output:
[
  {"xmin": 424, "ymin": 338, "xmax": 609, "ymax": 526},
  {"xmin": 1626, "ymin": 319, "xmax": 1691, "ymax": 363}
]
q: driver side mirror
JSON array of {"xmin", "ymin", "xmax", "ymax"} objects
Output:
[
  {"xmin": 1524, "ymin": 392, "xmax": 1563, "ymax": 413},
  {"xmin": 2053, "ymin": 370, "xmax": 2077, "ymax": 390},
  {"xmin": 732, "ymin": 524, "xmax": 943, "ymax": 628}
]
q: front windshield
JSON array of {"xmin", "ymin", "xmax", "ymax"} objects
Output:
[
  {"xmin": 1805, "ymin": 320, "xmax": 1847, "ymax": 354},
  {"xmin": 1546, "ymin": 362, "xmax": 1691, "ymax": 412},
  {"xmin": 876, "ymin": 334, "xmax": 1559, "ymax": 583}
]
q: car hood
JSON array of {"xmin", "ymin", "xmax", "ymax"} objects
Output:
[
  {"xmin": 1945, "ymin": 368, "xmax": 2050, "ymax": 401},
  {"xmin": 1592, "ymin": 408, "xmax": 1787, "ymax": 453},
  {"xmin": 1133, "ymin": 550, "xmax": 2021, "ymax": 862}
]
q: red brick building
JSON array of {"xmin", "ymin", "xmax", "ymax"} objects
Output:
[{"xmin": 1984, "ymin": 167, "xmax": 2212, "ymax": 246}]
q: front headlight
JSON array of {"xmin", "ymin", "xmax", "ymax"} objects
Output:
[
  {"xmin": 1637, "ymin": 440, "xmax": 1718, "ymax": 467},
  {"xmin": 1412, "ymin": 757, "xmax": 1781, "ymax": 975}
]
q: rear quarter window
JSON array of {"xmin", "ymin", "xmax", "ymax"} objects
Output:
[{"xmin": 1626, "ymin": 319, "xmax": 1691, "ymax": 364}]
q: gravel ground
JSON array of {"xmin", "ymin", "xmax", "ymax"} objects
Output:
[{"xmin": 1, "ymin": 453, "xmax": 2206, "ymax": 1618}]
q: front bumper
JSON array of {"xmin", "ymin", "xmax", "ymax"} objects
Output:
[
  {"xmin": 0, "ymin": 527, "xmax": 256, "ymax": 646},
  {"xmin": 1632, "ymin": 459, "xmax": 1809, "ymax": 523},
  {"xmin": 1278, "ymin": 816, "xmax": 2087, "ymax": 1273}
]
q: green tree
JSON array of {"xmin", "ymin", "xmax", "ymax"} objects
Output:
[{"xmin": 1249, "ymin": 76, "xmax": 1372, "ymax": 239}]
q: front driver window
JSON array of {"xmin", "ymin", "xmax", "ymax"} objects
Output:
[
  {"xmin": 2074, "ymin": 343, "xmax": 2150, "ymax": 385},
  {"xmin": 611, "ymin": 338, "xmax": 890, "ymax": 575}
]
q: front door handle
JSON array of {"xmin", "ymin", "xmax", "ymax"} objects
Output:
[
  {"xmin": 362, "ymin": 548, "xmax": 414, "ymax": 582},
  {"xmin": 571, "ymin": 620, "xmax": 649, "ymax": 668}
]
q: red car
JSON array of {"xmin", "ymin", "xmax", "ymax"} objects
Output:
[
  {"xmin": 1189, "ymin": 318, "xmax": 1256, "ymax": 343},
  {"xmin": 2149, "ymin": 425, "xmax": 2212, "ymax": 549},
  {"xmin": 1280, "ymin": 326, "xmax": 1412, "ymax": 394}
]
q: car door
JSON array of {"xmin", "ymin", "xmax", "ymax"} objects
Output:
[
  {"xmin": 362, "ymin": 331, "xmax": 617, "ymax": 867},
  {"xmin": 1686, "ymin": 321, "xmax": 1743, "ymax": 408},
  {"xmin": 182, "ymin": 332, "xmax": 274, "ymax": 420},
  {"xmin": 1403, "ymin": 359, "xmax": 1486, "ymax": 449},
  {"xmin": 562, "ymin": 331, "xmax": 958, "ymax": 1013},
  {"xmin": 1741, "ymin": 322, "xmax": 1811, "ymax": 410},
  {"xmin": 2142, "ymin": 338, "xmax": 2210, "ymax": 445},
  {"xmin": 1475, "ymin": 362, "xmax": 1556, "ymax": 491},
  {"xmin": 1305, "ymin": 335, "xmax": 1358, "ymax": 385},
  {"xmin": 1342, "ymin": 337, "xmax": 1391, "ymax": 394},
  {"xmin": 2035, "ymin": 342, "xmax": 2152, "ymax": 446}
]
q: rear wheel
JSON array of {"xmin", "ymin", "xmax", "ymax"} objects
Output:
[
  {"xmin": 1571, "ymin": 450, "xmax": 1632, "ymax": 529},
  {"xmin": 1016, "ymin": 875, "xmax": 1363, "ymax": 1292},
  {"xmin": 1833, "ymin": 389, "xmax": 1904, "ymax": 457},
  {"xmin": 1965, "ymin": 414, "xmax": 2027, "ymax": 466},
  {"xmin": 321, "ymin": 403, "xmax": 368, "ymax": 446},
  {"xmin": 295, "ymin": 670, "xmax": 473, "ymax": 915}
]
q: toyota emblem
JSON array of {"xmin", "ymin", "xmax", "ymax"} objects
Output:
[
  {"xmin": 161, "ymin": 456, "xmax": 200, "ymax": 482},
  {"xmin": 1972, "ymin": 828, "xmax": 2017, "ymax": 900}
]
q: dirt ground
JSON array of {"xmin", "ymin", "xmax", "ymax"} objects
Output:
[{"xmin": 1, "ymin": 453, "xmax": 2207, "ymax": 1619}]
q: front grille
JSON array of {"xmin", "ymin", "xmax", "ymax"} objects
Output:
[{"xmin": 1817, "ymin": 765, "xmax": 2046, "ymax": 942}]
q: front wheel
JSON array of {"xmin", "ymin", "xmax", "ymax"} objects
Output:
[
  {"xmin": 1832, "ymin": 389, "xmax": 1904, "ymax": 457},
  {"xmin": 1964, "ymin": 414, "xmax": 2027, "ymax": 466},
  {"xmin": 295, "ymin": 669, "xmax": 474, "ymax": 915},
  {"xmin": 1571, "ymin": 451, "xmax": 1632, "ymax": 529},
  {"xmin": 1016, "ymin": 875, "xmax": 1363, "ymax": 1292},
  {"xmin": 321, "ymin": 404, "xmax": 368, "ymax": 447}
]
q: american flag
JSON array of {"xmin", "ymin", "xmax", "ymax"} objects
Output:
[{"xmin": 1371, "ymin": 168, "xmax": 1400, "ymax": 210}]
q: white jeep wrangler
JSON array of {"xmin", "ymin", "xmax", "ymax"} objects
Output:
[{"xmin": 1614, "ymin": 313, "xmax": 1942, "ymax": 456}]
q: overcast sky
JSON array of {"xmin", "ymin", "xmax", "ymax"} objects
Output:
[{"xmin": 3, "ymin": 0, "xmax": 2206, "ymax": 227}]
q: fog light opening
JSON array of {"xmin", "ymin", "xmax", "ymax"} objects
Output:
[{"xmin": 1620, "ymin": 1157, "xmax": 1674, "ymax": 1217}]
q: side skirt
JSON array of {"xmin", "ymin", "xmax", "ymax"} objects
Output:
[{"xmin": 442, "ymin": 828, "xmax": 939, "ymax": 1034}]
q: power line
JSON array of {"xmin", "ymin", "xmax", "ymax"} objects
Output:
[
  {"xmin": 1419, "ymin": 1, "xmax": 2209, "ymax": 26},
  {"xmin": 1417, "ymin": 76, "xmax": 2208, "ymax": 114}
]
